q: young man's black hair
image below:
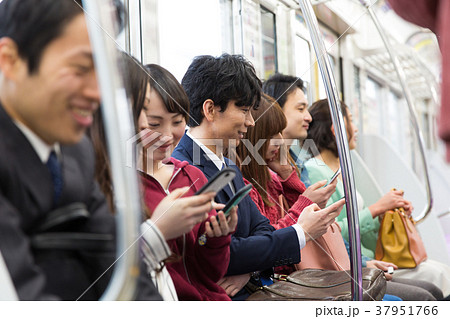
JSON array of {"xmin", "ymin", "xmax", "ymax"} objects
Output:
[
  {"xmin": 262, "ymin": 73, "xmax": 304, "ymax": 109},
  {"xmin": 181, "ymin": 53, "xmax": 262, "ymax": 127},
  {"xmin": 0, "ymin": 0, "xmax": 124, "ymax": 74}
]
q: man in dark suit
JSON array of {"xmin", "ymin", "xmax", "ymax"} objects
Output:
[
  {"xmin": 172, "ymin": 54, "xmax": 344, "ymax": 299},
  {"xmin": 0, "ymin": 0, "xmax": 160, "ymax": 300}
]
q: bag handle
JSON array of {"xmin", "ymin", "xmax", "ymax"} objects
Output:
[{"xmin": 257, "ymin": 285, "xmax": 334, "ymax": 300}]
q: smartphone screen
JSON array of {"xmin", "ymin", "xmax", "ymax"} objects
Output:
[
  {"xmin": 194, "ymin": 168, "xmax": 236, "ymax": 195},
  {"xmin": 222, "ymin": 184, "xmax": 253, "ymax": 216}
]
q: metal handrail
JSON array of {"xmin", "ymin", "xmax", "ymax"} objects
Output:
[
  {"xmin": 83, "ymin": 0, "xmax": 141, "ymax": 300},
  {"xmin": 359, "ymin": 0, "xmax": 433, "ymax": 224},
  {"xmin": 297, "ymin": 0, "xmax": 364, "ymax": 301}
]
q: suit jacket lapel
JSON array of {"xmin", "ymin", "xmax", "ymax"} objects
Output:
[
  {"xmin": 0, "ymin": 104, "xmax": 54, "ymax": 211},
  {"xmin": 179, "ymin": 133, "xmax": 235, "ymax": 199}
]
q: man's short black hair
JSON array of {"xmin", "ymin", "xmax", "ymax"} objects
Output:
[
  {"xmin": 181, "ymin": 53, "xmax": 262, "ymax": 127},
  {"xmin": 0, "ymin": 0, "xmax": 124, "ymax": 74},
  {"xmin": 262, "ymin": 73, "xmax": 304, "ymax": 109}
]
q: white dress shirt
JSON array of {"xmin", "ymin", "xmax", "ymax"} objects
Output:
[{"xmin": 14, "ymin": 121, "xmax": 60, "ymax": 163}]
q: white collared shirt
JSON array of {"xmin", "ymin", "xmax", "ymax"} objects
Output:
[
  {"xmin": 14, "ymin": 121, "xmax": 61, "ymax": 163},
  {"xmin": 187, "ymin": 130, "xmax": 306, "ymax": 250},
  {"xmin": 186, "ymin": 130, "xmax": 225, "ymax": 170},
  {"xmin": 187, "ymin": 130, "xmax": 235, "ymax": 193}
]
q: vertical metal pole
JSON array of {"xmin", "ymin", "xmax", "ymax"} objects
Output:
[
  {"xmin": 360, "ymin": 1, "xmax": 433, "ymax": 223},
  {"xmin": 83, "ymin": 0, "xmax": 141, "ymax": 300},
  {"xmin": 123, "ymin": 0, "xmax": 131, "ymax": 53},
  {"xmin": 298, "ymin": 0, "xmax": 363, "ymax": 300}
]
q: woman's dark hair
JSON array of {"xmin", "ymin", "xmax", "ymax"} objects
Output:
[
  {"xmin": 236, "ymin": 94, "xmax": 298, "ymax": 206},
  {"xmin": 89, "ymin": 52, "xmax": 149, "ymax": 212},
  {"xmin": 307, "ymin": 99, "xmax": 352, "ymax": 158},
  {"xmin": 122, "ymin": 53, "xmax": 150, "ymax": 130},
  {"xmin": 262, "ymin": 73, "xmax": 305, "ymax": 109},
  {"xmin": 0, "ymin": 0, "xmax": 124, "ymax": 74},
  {"xmin": 181, "ymin": 53, "xmax": 262, "ymax": 127},
  {"xmin": 145, "ymin": 64, "xmax": 190, "ymax": 121}
]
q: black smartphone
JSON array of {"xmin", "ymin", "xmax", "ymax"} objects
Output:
[
  {"xmin": 222, "ymin": 184, "xmax": 253, "ymax": 217},
  {"xmin": 325, "ymin": 168, "xmax": 341, "ymax": 187},
  {"xmin": 194, "ymin": 167, "xmax": 236, "ymax": 195}
]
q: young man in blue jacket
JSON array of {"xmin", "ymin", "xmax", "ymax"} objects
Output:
[{"xmin": 172, "ymin": 54, "xmax": 344, "ymax": 299}]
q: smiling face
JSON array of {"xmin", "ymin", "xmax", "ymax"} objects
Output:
[
  {"xmin": 1, "ymin": 14, "xmax": 100, "ymax": 145},
  {"xmin": 213, "ymin": 100, "xmax": 255, "ymax": 149},
  {"xmin": 141, "ymin": 85, "xmax": 186, "ymax": 162},
  {"xmin": 281, "ymin": 88, "xmax": 312, "ymax": 141}
]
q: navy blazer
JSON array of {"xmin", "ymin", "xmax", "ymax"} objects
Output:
[{"xmin": 172, "ymin": 133, "xmax": 301, "ymax": 275}]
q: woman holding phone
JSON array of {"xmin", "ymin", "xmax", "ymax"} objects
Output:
[
  {"xmin": 235, "ymin": 94, "xmax": 344, "ymax": 273},
  {"xmin": 137, "ymin": 63, "xmax": 238, "ymax": 301},
  {"xmin": 90, "ymin": 53, "xmax": 238, "ymax": 300},
  {"xmin": 236, "ymin": 94, "xmax": 442, "ymax": 300},
  {"xmin": 305, "ymin": 98, "xmax": 449, "ymax": 297}
]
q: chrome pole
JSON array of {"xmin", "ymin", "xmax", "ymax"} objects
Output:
[
  {"xmin": 82, "ymin": 0, "xmax": 141, "ymax": 300},
  {"xmin": 359, "ymin": 0, "xmax": 433, "ymax": 223},
  {"xmin": 297, "ymin": 0, "xmax": 363, "ymax": 300}
]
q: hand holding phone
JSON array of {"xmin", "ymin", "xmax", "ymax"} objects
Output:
[
  {"xmin": 222, "ymin": 184, "xmax": 253, "ymax": 217},
  {"xmin": 195, "ymin": 168, "xmax": 236, "ymax": 195}
]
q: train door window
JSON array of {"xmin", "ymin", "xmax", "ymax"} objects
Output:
[
  {"xmin": 315, "ymin": 25, "xmax": 341, "ymax": 101},
  {"xmin": 352, "ymin": 65, "xmax": 364, "ymax": 134},
  {"xmin": 295, "ymin": 36, "xmax": 312, "ymax": 93},
  {"xmin": 363, "ymin": 77, "xmax": 383, "ymax": 136},
  {"xmin": 220, "ymin": 0, "xmax": 234, "ymax": 54},
  {"xmin": 240, "ymin": 0, "xmax": 263, "ymax": 76},
  {"xmin": 317, "ymin": 54, "xmax": 336, "ymax": 100},
  {"xmin": 260, "ymin": 6, "xmax": 277, "ymax": 80},
  {"xmin": 157, "ymin": 0, "xmax": 223, "ymax": 81},
  {"xmin": 386, "ymin": 90, "xmax": 405, "ymax": 153}
]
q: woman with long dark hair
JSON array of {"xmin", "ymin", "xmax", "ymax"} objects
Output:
[
  {"xmin": 88, "ymin": 53, "xmax": 237, "ymax": 300},
  {"xmin": 236, "ymin": 94, "xmax": 344, "ymax": 274},
  {"xmin": 305, "ymin": 98, "xmax": 449, "ymax": 298}
]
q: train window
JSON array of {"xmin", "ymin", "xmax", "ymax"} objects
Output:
[
  {"xmin": 363, "ymin": 77, "xmax": 383, "ymax": 136},
  {"xmin": 386, "ymin": 90, "xmax": 406, "ymax": 154},
  {"xmin": 352, "ymin": 65, "xmax": 363, "ymax": 133},
  {"xmin": 315, "ymin": 25, "xmax": 341, "ymax": 101},
  {"xmin": 295, "ymin": 36, "xmax": 312, "ymax": 88},
  {"xmin": 240, "ymin": 0, "xmax": 263, "ymax": 76},
  {"xmin": 260, "ymin": 6, "xmax": 277, "ymax": 79},
  {"xmin": 156, "ymin": 0, "xmax": 223, "ymax": 81},
  {"xmin": 220, "ymin": 0, "xmax": 234, "ymax": 54},
  {"xmin": 316, "ymin": 54, "xmax": 336, "ymax": 100}
]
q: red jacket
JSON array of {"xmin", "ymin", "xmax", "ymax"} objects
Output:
[
  {"xmin": 244, "ymin": 170, "xmax": 314, "ymax": 275},
  {"xmin": 141, "ymin": 157, "xmax": 231, "ymax": 301}
]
